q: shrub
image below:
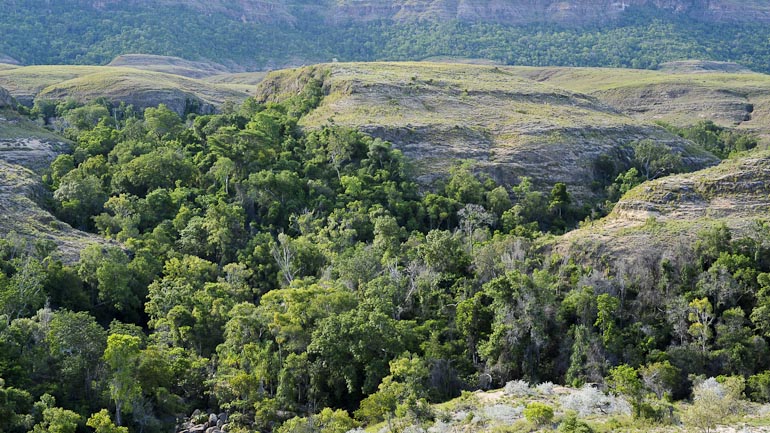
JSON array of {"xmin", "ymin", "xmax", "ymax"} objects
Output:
[
  {"xmin": 682, "ymin": 377, "xmax": 744, "ymax": 433},
  {"xmin": 560, "ymin": 385, "xmax": 631, "ymax": 417},
  {"xmin": 504, "ymin": 380, "xmax": 531, "ymax": 397},
  {"xmin": 557, "ymin": 411, "xmax": 593, "ymax": 433},
  {"xmin": 748, "ymin": 371, "xmax": 770, "ymax": 403},
  {"xmin": 523, "ymin": 402, "xmax": 554, "ymax": 426},
  {"xmin": 535, "ymin": 381, "xmax": 555, "ymax": 395}
]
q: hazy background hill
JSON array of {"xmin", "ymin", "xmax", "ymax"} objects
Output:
[{"xmin": 4, "ymin": 0, "xmax": 770, "ymax": 71}]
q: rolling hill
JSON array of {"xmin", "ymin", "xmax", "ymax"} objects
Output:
[
  {"xmin": 0, "ymin": 62, "xmax": 254, "ymax": 114},
  {"xmin": 256, "ymin": 62, "xmax": 721, "ymax": 201}
]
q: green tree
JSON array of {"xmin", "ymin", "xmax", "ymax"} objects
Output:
[
  {"xmin": 103, "ymin": 334, "xmax": 142, "ymax": 426},
  {"xmin": 0, "ymin": 378, "xmax": 32, "ymax": 433},
  {"xmin": 445, "ymin": 164, "xmax": 484, "ymax": 204},
  {"xmin": 606, "ymin": 364, "xmax": 644, "ymax": 418},
  {"xmin": 144, "ymin": 104, "xmax": 182, "ymax": 140},
  {"xmin": 47, "ymin": 310, "xmax": 106, "ymax": 404},
  {"xmin": 632, "ymin": 140, "xmax": 683, "ymax": 180},
  {"xmin": 689, "ymin": 297, "xmax": 715, "ymax": 355},
  {"xmin": 548, "ymin": 182, "xmax": 571, "ymax": 220},
  {"xmin": 86, "ymin": 410, "xmax": 128, "ymax": 433},
  {"xmin": 29, "ymin": 395, "xmax": 80, "ymax": 433},
  {"xmin": 640, "ymin": 361, "xmax": 680, "ymax": 401}
]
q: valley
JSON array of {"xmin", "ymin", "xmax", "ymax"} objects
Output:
[{"xmin": 2, "ymin": 53, "xmax": 770, "ymax": 433}]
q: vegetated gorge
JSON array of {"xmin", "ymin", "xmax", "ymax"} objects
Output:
[{"xmin": 3, "ymin": 3, "xmax": 770, "ymax": 433}]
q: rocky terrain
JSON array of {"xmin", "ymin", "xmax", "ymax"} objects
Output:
[
  {"xmin": 0, "ymin": 108, "xmax": 108, "ymax": 262},
  {"xmin": 560, "ymin": 150, "xmax": 770, "ymax": 271}
]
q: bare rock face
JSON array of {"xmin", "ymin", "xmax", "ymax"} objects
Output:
[{"xmin": 0, "ymin": 86, "xmax": 15, "ymax": 108}]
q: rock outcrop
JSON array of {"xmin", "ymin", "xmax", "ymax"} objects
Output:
[
  {"xmin": 0, "ymin": 86, "xmax": 15, "ymax": 108},
  {"xmin": 559, "ymin": 151, "xmax": 770, "ymax": 270}
]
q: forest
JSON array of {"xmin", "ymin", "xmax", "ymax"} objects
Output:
[
  {"xmin": 2, "ymin": 2, "xmax": 770, "ymax": 73},
  {"xmin": 1, "ymin": 76, "xmax": 769, "ymax": 433}
]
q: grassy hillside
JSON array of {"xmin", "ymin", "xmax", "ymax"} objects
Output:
[
  {"xmin": 106, "ymin": 54, "xmax": 232, "ymax": 78},
  {"xmin": 510, "ymin": 62, "xmax": 770, "ymax": 136},
  {"xmin": 257, "ymin": 62, "xmax": 717, "ymax": 201},
  {"xmin": 0, "ymin": 64, "xmax": 253, "ymax": 114},
  {"xmin": 0, "ymin": 109, "xmax": 107, "ymax": 262}
]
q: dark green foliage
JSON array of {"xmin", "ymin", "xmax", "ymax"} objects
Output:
[
  {"xmin": 4, "ymin": 87, "xmax": 770, "ymax": 433},
  {"xmin": 3, "ymin": 3, "xmax": 770, "ymax": 74}
]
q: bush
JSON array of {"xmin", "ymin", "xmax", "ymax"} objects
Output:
[
  {"xmin": 523, "ymin": 402, "xmax": 554, "ymax": 426},
  {"xmin": 748, "ymin": 371, "xmax": 770, "ymax": 403},
  {"xmin": 535, "ymin": 381, "xmax": 555, "ymax": 395},
  {"xmin": 682, "ymin": 377, "xmax": 744, "ymax": 433},
  {"xmin": 504, "ymin": 379, "xmax": 531, "ymax": 397},
  {"xmin": 557, "ymin": 411, "xmax": 593, "ymax": 433},
  {"xmin": 560, "ymin": 385, "xmax": 631, "ymax": 417}
]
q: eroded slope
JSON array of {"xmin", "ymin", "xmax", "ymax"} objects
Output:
[
  {"xmin": 0, "ymin": 107, "xmax": 107, "ymax": 262},
  {"xmin": 257, "ymin": 62, "xmax": 716, "ymax": 200},
  {"xmin": 561, "ymin": 151, "xmax": 770, "ymax": 266}
]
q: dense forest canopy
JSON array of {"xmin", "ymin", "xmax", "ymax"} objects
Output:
[
  {"xmin": 1, "ymin": 2, "xmax": 770, "ymax": 73},
  {"xmin": 1, "ymin": 79, "xmax": 769, "ymax": 432}
]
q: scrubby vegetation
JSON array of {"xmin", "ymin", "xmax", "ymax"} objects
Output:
[{"xmin": 1, "ymin": 84, "xmax": 770, "ymax": 433}]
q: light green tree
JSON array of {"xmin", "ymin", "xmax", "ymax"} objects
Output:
[
  {"xmin": 104, "ymin": 334, "xmax": 142, "ymax": 426},
  {"xmin": 86, "ymin": 410, "xmax": 128, "ymax": 433}
]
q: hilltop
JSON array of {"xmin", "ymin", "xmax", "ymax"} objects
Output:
[{"xmin": 510, "ymin": 62, "xmax": 770, "ymax": 137}]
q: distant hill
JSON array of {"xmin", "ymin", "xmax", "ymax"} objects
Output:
[
  {"xmin": 70, "ymin": 0, "xmax": 770, "ymax": 25},
  {"xmin": 0, "ymin": 63, "xmax": 253, "ymax": 115},
  {"xmin": 4, "ymin": 1, "xmax": 770, "ymax": 71}
]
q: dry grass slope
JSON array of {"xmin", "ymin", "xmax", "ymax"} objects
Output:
[{"xmin": 508, "ymin": 62, "xmax": 770, "ymax": 137}]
